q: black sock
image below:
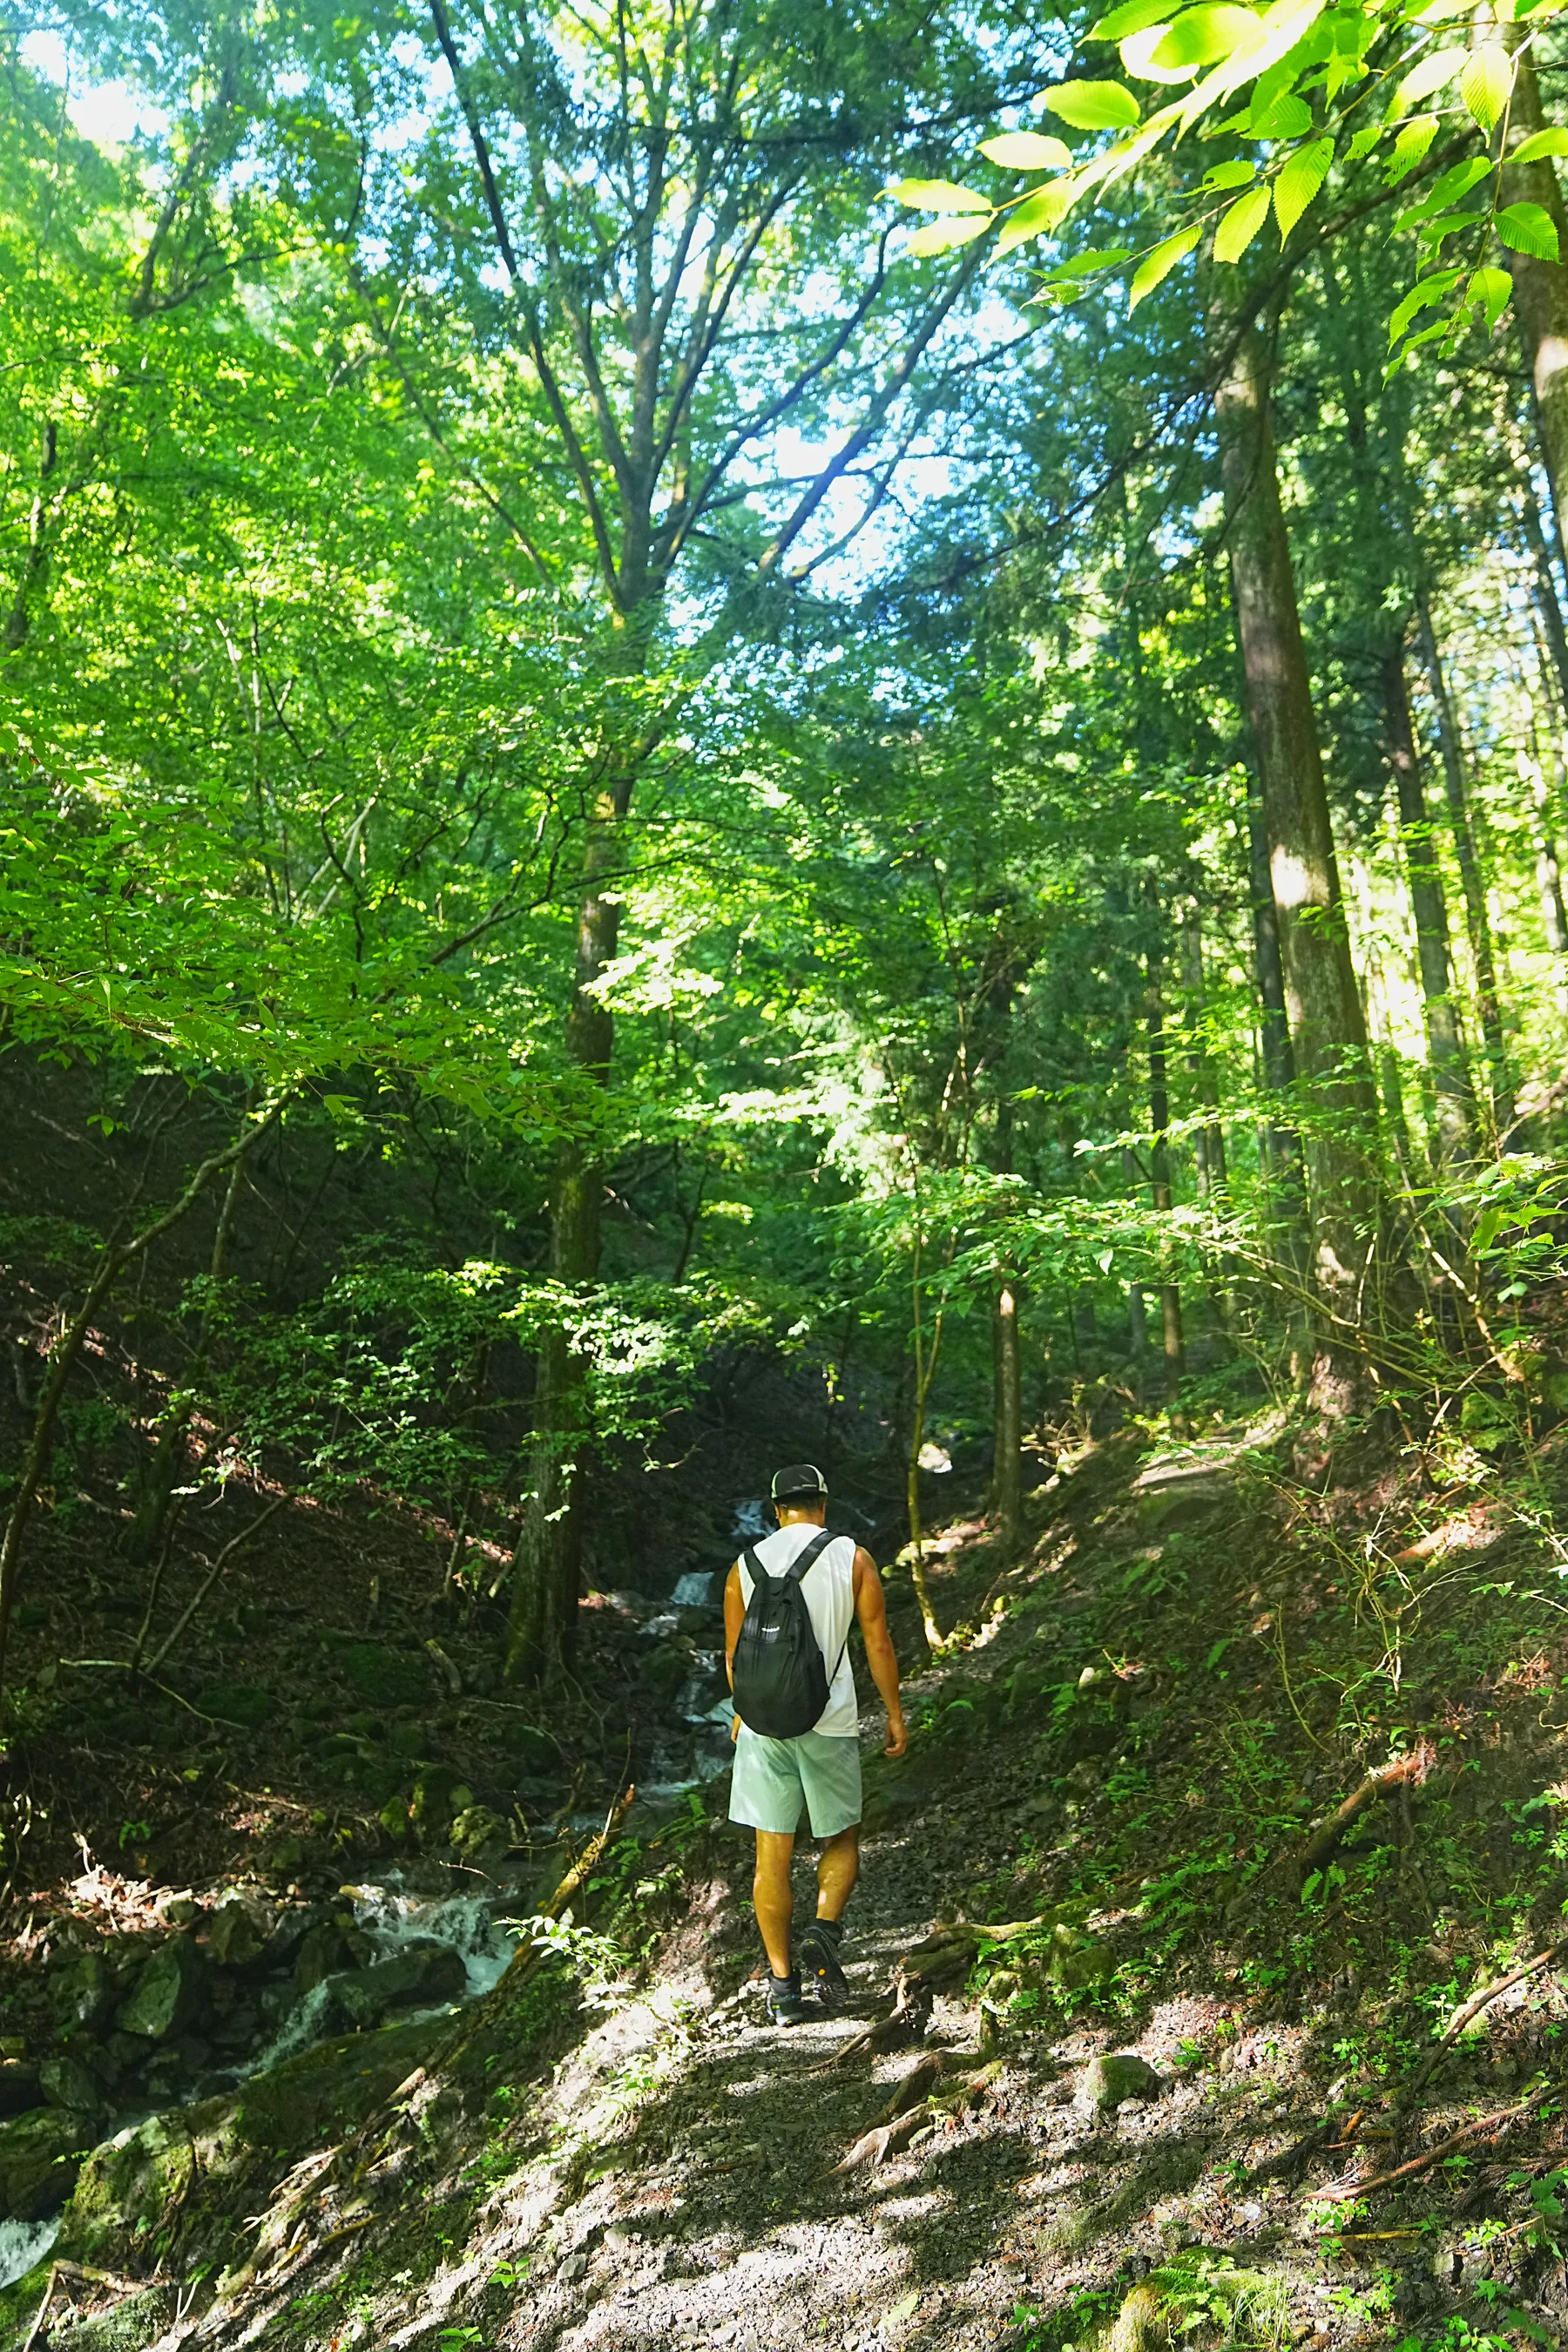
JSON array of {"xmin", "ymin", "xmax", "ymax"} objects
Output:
[{"xmin": 809, "ymin": 1915, "xmax": 843, "ymax": 1946}]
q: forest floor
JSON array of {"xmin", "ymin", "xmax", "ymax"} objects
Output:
[{"xmin": 12, "ymin": 1389, "xmax": 1568, "ymax": 2352}]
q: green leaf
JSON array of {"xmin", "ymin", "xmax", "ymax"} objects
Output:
[
  {"xmin": 1384, "ymin": 113, "xmax": 1441, "ymax": 184},
  {"xmin": 1045, "ymin": 245, "xmax": 1135, "ymax": 276},
  {"xmin": 1128, "ymin": 222, "xmax": 1203, "ymax": 304},
  {"xmin": 1213, "ymin": 181, "xmax": 1272, "ymax": 259},
  {"xmin": 1088, "ymin": 0, "xmax": 1174, "ymax": 33},
  {"xmin": 978, "ymin": 132, "xmax": 1075, "ymax": 170},
  {"xmin": 1465, "ymin": 263, "xmax": 1513, "ymax": 329},
  {"xmin": 887, "ymin": 177, "xmax": 991, "ymax": 213},
  {"xmin": 1460, "ymin": 42, "xmax": 1513, "ymax": 131},
  {"xmin": 995, "ymin": 179, "xmax": 1079, "ymax": 252},
  {"xmin": 1387, "ymin": 266, "xmax": 1461, "ymax": 340},
  {"xmin": 908, "ymin": 213, "xmax": 992, "ymax": 254},
  {"xmin": 1495, "ymin": 199, "xmax": 1560, "ymax": 258},
  {"xmin": 1346, "ymin": 123, "xmax": 1384, "ymax": 160},
  {"xmin": 1511, "ymin": 126, "xmax": 1568, "ymax": 162},
  {"xmin": 1247, "ymin": 91, "xmax": 1313, "ymax": 137},
  {"xmin": 1390, "ymin": 45, "xmax": 1466, "ymax": 112},
  {"xmin": 1201, "ymin": 157, "xmax": 1257, "ymax": 188},
  {"xmin": 1415, "ymin": 206, "xmax": 1486, "ymax": 247},
  {"xmin": 1044, "ymin": 78, "xmax": 1143, "ymax": 127},
  {"xmin": 1148, "ymin": 4, "xmax": 1267, "ymax": 68},
  {"xmin": 1273, "ymin": 135, "xmax": 1335, "ymax": 236},
  {"xmin": 1426, "ymin": 156, "xmax": 1495, "ymax": 208}
]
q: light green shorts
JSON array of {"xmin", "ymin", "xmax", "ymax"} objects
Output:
[{"xmin": 729, "ymin": 1727, "xmax": 862, "ymax": 1838}]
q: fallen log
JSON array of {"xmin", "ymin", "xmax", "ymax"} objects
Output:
[
  {"xmin": 1296, "ymin": 1750, "xmax": 1432, "ymax": 1879},
  {"xmin": 1316, "ymin": 2094, "xmax": 1537, "ymax": 2203}
]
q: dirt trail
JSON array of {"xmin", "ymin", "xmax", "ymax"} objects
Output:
[{"xmin": 28, "ymin": 1426, "xmax": 1568, "ymax": 2351}]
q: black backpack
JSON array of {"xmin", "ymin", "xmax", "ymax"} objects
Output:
[{"xmin": 731, "ymin": 1530, "xmax": 845, "ymax": 1739}]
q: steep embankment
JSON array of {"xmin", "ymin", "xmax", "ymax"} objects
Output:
[{"xmin": 10, "ymin": 1415, "xmax": 1568, "ymax": 2351}]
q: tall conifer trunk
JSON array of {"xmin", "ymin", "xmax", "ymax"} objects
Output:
[
  {"xmin": 1416, "ymin": 597, "xmax": 1511, "ymax": 1129},
  {"xmin": 1381, "ymin": 641, "xmax": 1470, "ymax": 1163},
  {"xmin": 1501, "ymin": 34, "xmax": 1568, "ymax": 525},
  {"xmin": 1213, "ymin": 314, "xmax": 1378, "ymax": 1354},
  {"xmin": 1146, "ymin": 955, "xmax": 1186, "ymax": 1390}
]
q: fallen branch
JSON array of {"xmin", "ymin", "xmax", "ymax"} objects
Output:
[
  {"xmin": 143, "ymin": 1494, "xmax": 288, "ymax": 1676},
  {"xmin": 1297, "ymin": 1749, "xmax": 1433, "ymax": 1878},
  {"xmin": 1316, "ymin": 2096, "xmax": 1538, "ymax": 2202},
  {"xmin": 1409, "ymin": 1938, "xmax": 1568, "ymax": 2098}
]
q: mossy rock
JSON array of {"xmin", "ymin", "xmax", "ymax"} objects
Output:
[
  {"xmin": 60, "ymin": 2097, "xmax": 247, "ymax": 2269},
  {"xmin": 50, "ymin": 2281, "xmax": 179, "ymax": 2349},
  {"xmin": 0, "ymin": 2105, "xmax": 91, "ymax": 2219},
  {"xmin": 233, "ymin": 2012, "xmax": 441, "ymax": 2148},
  {"xmin": 338, "ymin": 1645, "xmax": 428, "ymax": 1707},
  {"xmin": 200, "ymin": 1683, "xmax": 273, "ymax": 1729}
]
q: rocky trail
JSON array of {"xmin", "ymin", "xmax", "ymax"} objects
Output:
[{"xmin": 8, "ymin": 1420, "xmax": 1568, "ymax": 2352}]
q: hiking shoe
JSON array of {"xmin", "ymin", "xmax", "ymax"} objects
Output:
[
  {"xmin": 764, "ymin": 1970, "xmax": 808, "ymax": 2025},
  {"xmin": 799, "ymin": 1916, "xmax": 850, "ymax": 2009}
]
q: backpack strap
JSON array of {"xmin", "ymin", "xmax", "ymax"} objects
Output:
[
  {"xmin": 791, "ymin": 1530, "xmax": 853, "ymax": 1684},
  {"xmin": 784, "ymin": 1528, "xmax": 838, "ymax": 1585}
]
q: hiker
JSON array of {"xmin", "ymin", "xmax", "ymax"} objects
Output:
[{"xmin": 724, "ymin": 1462, "xmax": 907, "ymax": 2024}]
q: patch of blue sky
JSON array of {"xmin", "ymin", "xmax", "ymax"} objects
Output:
[{"xmin": 19, "ymin": 29, "xmax": 167, "ymax": 149}]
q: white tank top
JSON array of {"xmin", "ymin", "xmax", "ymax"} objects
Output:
[{"xmin": 736, "ymin": 1524, "xmax": 859, "ymax": 1737}]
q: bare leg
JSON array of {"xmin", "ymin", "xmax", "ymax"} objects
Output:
[
  {"xmin": 815, "ymin": 1824, "xmax": 860, "ymax": 1921},
  {"xmin": 753, "ymin": 1829, "xmax": 795, "ymax": 1975}
]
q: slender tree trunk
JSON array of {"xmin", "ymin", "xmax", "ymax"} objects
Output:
[
  {"xmin": 1381, "ymin": 639, "xmax": 1470, "ymax": 1164},
  {"xmin": 1523, "ymin": 487, "xmax": 1568, "ymax": 714},
  {"xmin": 1214, "ymin": 314, "xmax": 1378, "ymax": 1352},
  {"xmin": 1501, "ymin": 33, "xmax": 1568, "ymax": 530},
  {"xmin": 992, "ymin": 1282, "xmax": 1023, "ymax": 1548},
  {"xmin": 1146, "ymin": 955, "xmax": 1186, "ymax": 1391},
  {"xmin": 1179, "ymin": 908, "xmax": 1227, "ymax": 1198},
  {"xmin": 1415, "ymin": 596, "xmax": 1511, "ymax": 1130},
  {"xmin": 507, "ymin": 611, "xmax": 658, "ymax": 1683},
  {"xmin": 3, "ymin": 422, "xmax": 57, "ymax": 652}
]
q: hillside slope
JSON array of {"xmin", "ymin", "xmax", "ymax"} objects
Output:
[{"xmin": 9, "ymin": 1414, "xmax": 1568, "ymax": 2352}]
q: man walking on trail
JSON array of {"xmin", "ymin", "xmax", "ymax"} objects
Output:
[{"xmin": 725, "ymin": 1463, "xmax": 907, "ymax": 2025}]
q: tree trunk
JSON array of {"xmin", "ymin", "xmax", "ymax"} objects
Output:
[
  {"xmin": 1213, "ymin": 314, "xmax": 1378, "ymax": 1342},
  {"xmin": 1380, "ymin": 639, "xmax": 1470, "ymax": 1165},
  {"xmin": 1523, "ymin": 486, "xmax": 1568, "ymax": 715},
  {"xmin": 1501, "ymin": 34, "xmax": 1568, "ymax": 530},
  {"xmin": 1415, "ymin": 595, "xmax": 1511, "ymax": 1131},
  {"xmin": 1146, "ymin": 956, "xmax": 1186, "ymax": 1391},
  {"xmin": 1179, "ymin": 908, "xmax": 1227, "ymax": 1198},
  {"xmin": 506, "ymin": 614, "xmax": 656, "ymax": 1684},
  {"xmin": 992, "ymin": 1282, "xmax": 1023, "ymax": 1548}
]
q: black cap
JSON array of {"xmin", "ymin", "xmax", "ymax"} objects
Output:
[{"xmin": 770, "ymin": 1461, "xmax": 828, "ymax": 1503}]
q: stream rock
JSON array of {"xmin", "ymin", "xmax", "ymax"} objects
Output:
[
  {"xmin": 50, "ymin": 2282, "xmax": 179, "ymax": 2349},
  {"xmin": 0, "ymin": 2106, "xmax": 91, "ymax": 2218},
  {"xmin": 117, "ymin": 1936, "xmax": 204, "ymax": 2040},
  {"xmin": 321, "ymin": 1936, "xmax": 467, "ymax": 2030},
  {"xmin": 204, "ymin": 1893, "xmax": 272, "ymax": 1970},
  {"xmin": 0, "ymin": 2061, "xmax": 43, "ymax": 2119},
  {"xmin": 39, "ymin": 2054, "xmax": 103, "ymax": 2117},
  {"xmin": 49, "ymin": 1954, "xmax": 115, "ymax": 2033}
]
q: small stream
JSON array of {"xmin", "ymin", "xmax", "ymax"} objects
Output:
[{"xmin": 0, "ymin": 1502, "xmax": 782, "ymax": 2293}]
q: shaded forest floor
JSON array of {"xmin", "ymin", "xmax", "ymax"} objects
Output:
[{"xmin": 13, "ymin": 1391, "xmax": 1568, "ymax": 2350}]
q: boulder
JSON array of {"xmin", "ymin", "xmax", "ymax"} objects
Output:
[
  {"xmin": 0, "ymin": 2107, "xmax": 91, "ymax": 2219},
  {"xmin": 117, "ymin": 1937, "xmax": 204, "ymax": 2040},
  {"xmin": 294, "ymin": 1920, "xmax": 355, "ymax": 1992},
  {"xmin": 1082, "ymin": 2052, "xmax": 1164, "ymax": 2112},
  {"xmin": 61, "ymin": 2096, "xmax": 244, "ymax": 2268},
  {"xmin": 47, "ymin": 2282, "xmax": 178, "ymax": 2349},
  {"xmin": 323, "ymin": 1937, "xmax": 467, "ymax": 2031},
  {"xmin": 48, "ymin": 1954, "xmax": 114, "ymax": 2033},
  {"xmin": 0, "ymin": 2062, "xmax": 43, "ymax": 2119},
  {"xmin": 205, "ymin": 1894, "xmax": 272, "ymax": 1970},
  {"xmin": 410, "ymin": 1765, "xmax": 465, "ymax": 1839},
  {"xmin": 39, "ymin": 2054, "xmax": 102, "ymax": 2116}
]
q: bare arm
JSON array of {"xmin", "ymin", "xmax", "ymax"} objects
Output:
[
  {"xmin": 853, "ymin": 1546, "xmax": 908, "ymax": 1759},
  {"xmin": 724, "ymin": 1561, "xmax": 743, "ymax": 1741}
]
